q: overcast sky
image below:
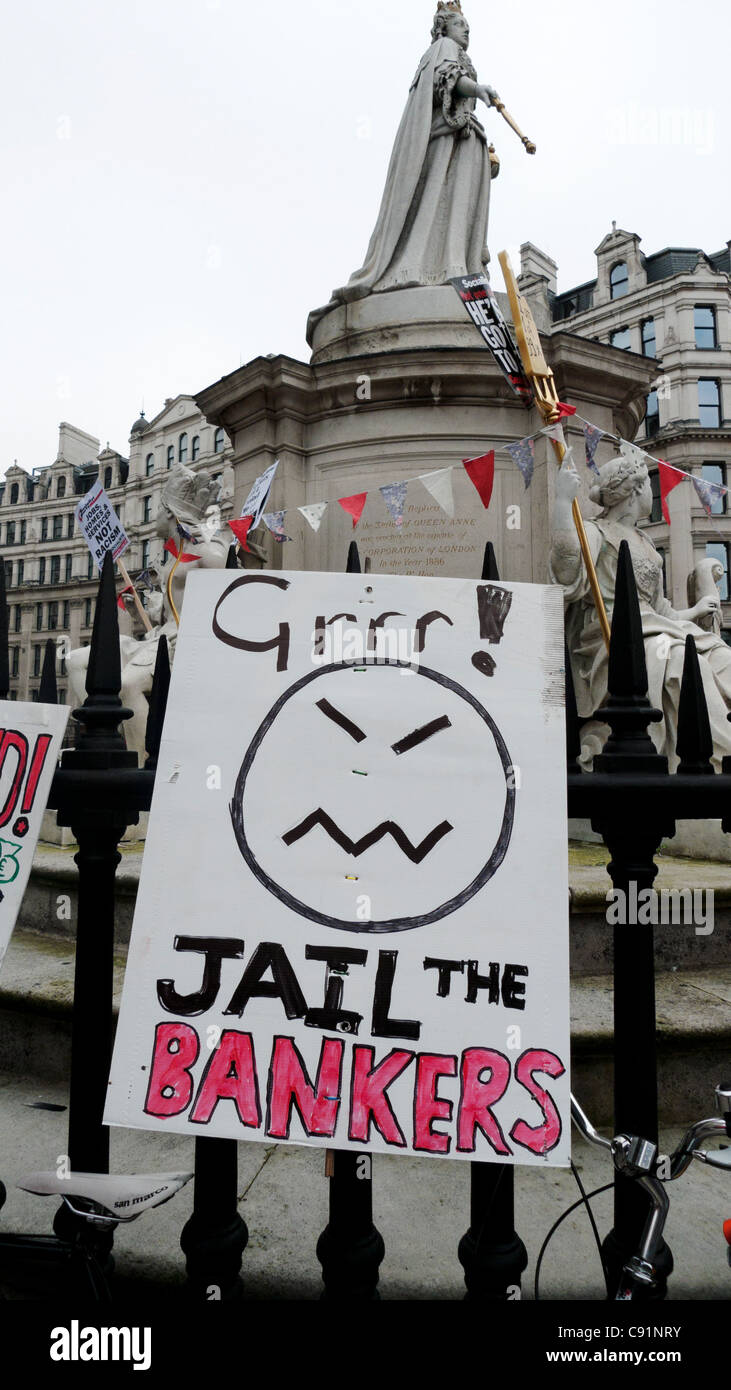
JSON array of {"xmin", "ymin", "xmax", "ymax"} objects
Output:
[{"xmin": 1, "ymin": 0, "xmax": 728, "ymax": 474}]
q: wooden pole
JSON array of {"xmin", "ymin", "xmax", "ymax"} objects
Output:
[
  {"xmin": 498, "ymin": 250, "xmax": 611, "ymax": 652},
  {"xmin": 117, "ymin": 558, "xmax": 153, "ymax": 633}
]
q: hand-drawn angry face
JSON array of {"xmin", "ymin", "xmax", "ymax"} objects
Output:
[{"xmin": 230, "ymin": 660, "xmax": 515, "ymax": 933}]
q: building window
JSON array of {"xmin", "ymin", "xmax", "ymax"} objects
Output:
[
  {"xmin": 60, "ymin": 655, "xmax": 67, "ymax": 676},
  {"xmin": 641, "ymin": 318, "xmax": 656, "ymax": 357},
  {"xmin": 649, "ymin": 469, "xmax": 663, "ymax": 522},
  {"xmin": 146, "ymin": 453, "xmax": 155, "ymax": 477},
  {"xmin": 214, "ymin": 428, "xmax": 225, "ymax": 454},
  {"xmin": 192, "ymin": 435, "xmax": 200, "ymax": 461},
  {"xmin": 38, "ymin": 557, "xmax": 46, "ymax": 585},
  {"xmin": 26, "ymin": 481, "xmax": 34, "ymax": 502},
  {"xmin": 104, "ymin": 466, "xmax": 113, "ymax": 489},
  {"xmin": 65, "ymin": 553, "xmax": 73, "ymax": 581},
  {"xmin": 11, "ymin": 648, "xmax": 19, "ymax": 677},
  {"xmin": 179, "ymin": 433, "xmax": 188, "ymax": 463},
  {"xmin": 62, "ymin": 600, "xmax": 70, "ymax": 629},
  {"xmin": 10, "ymin": 483, "xmax": 18, "ymax": 504},
  {"xmin": 645, "ymin": 389, "xmax": 660, "ymax": 438},
  {"xmin": 31, "ymin": 689, "xmax": 39, "ymax": 702},
  {"xmin": 610, "ymin": 262, "xmax": 629, "ymax": 300},
  {"xmin": 141, "ymin": 538, "xmax": 151, "ymax": 569},
  {"xmin": 167, "ymin": 445, "xmax": 174, "ymax": 470},
  {"xmin": 701, "ymin": 463, "xmax": 726, "ymax": 515},
  {"xmin": 84, "ymin": 598, "xmax": 93, "ymax": 627},
  {"xmin": 41, "ymin": 518, "xmax": 48, "ymax": 541},
  {"xmin": 656, "ymin": 546, "xmax": 668, "ymax": 594},
  {"xmin": 35, "ymin": 603, "xmax": 43, "ymax": 630},
  {"xmin": 707, "ymin": 542, "xmax": 729, "ymax": 600},
  {"xmin": 4, "ymin": 561, "xmax": 12, "ymax": 589},
  {"xmin": 33, "ymin": 645, "xmax": 42, "ymax": 677},
  {"xmin": 50, "ymin": 555, "xmax": 60, "ymax": 584},
  {"xmin": 143, "ymin": 495, "xmax": 152, "ymax": 523},
  {"xmin": 87, "ymin": 552, "xmax": 95, "ymax": 580},
  {"xmin": 67, "ymin": 514, "xmax": 74, "ymax": 538},
  {"xmin": 20, "ymin": 520, "xmax": 26, "ymax": 544},
  {"xmin": 13, "ymin": 606, "xmax": 21, "ymax": 633},
  {"xmin": 57, "ymin": 475, "xmax": 66, "ymax": 498},
  {"xmin": 16, "ymin": 560, "xmax": 23, "ymax": 586},
  {"xmin": 698, "ymin": 379, "xmax": 721, "ymax": 428},
  {"xmin": 6, "ymin": 523, "xmax": 15, "ymax": 546},
  {"xmin": 610, "ymin": 326, "xmax": 631, "ymax": 351},
  {"xmin": 52, "ymin": 515, "xmax": 63, "ymax": 540},
  {"xmin": 48, "ymin": 601, "xmax": 58, "ymax": 630},
  {"xmin": 694, "ymin": 305, "xmax": 717, "ymax": 350}
]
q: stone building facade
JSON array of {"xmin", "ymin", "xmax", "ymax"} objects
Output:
[
  {"xmin": 1, "ymin": 402, "xmax": 233, "ymax": 701},
  {"xmin": 518, "ymin": 227, "xmax": 731, "ymax": 621}
]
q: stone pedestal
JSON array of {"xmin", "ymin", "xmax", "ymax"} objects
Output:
[{"xmin": 196, "ymin": 286, "xmax": 655, "ymax": 586}]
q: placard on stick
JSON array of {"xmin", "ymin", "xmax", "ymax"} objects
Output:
[
  {"xmin": 0, "ymin": 701, "xmax": 70, "ymax": 971},
  {"xmin": 106, "ymin": 570, "xmax": 570, "ymax": 1166}
]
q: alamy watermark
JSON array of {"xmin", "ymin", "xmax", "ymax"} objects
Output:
[{"xmin": 606, "ymin": 883, "xmax": 714, "ymax": 935}]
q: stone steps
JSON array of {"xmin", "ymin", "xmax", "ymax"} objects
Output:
[{"xmin": 2, "ymin": 928, "xmax": 728, "ymax": 1126}]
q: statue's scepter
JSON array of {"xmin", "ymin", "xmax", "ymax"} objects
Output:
[
  {"xmin": 491, "ymin": 98, "xmax": 536, "ymax": 156},
  {"xmin": 498, "ymin": 251, "xmax": 611, "ymax": 652}
]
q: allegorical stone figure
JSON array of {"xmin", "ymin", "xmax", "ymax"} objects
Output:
[
  {"xmin": 308, "ymin": 1, "xmax": 499, "ymax": 340},
  {"xmin": 551, "ymin": 455, "xmax": 731, "ymax": 771}
]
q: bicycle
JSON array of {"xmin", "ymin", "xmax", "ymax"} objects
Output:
[
  {"xmin": 0, "ymin": 1168, "xmax": 192, "ymax": 1302},
  {"xmin": 535, "ymin": 1083, "xmax": 731, "ymax": 1300}
]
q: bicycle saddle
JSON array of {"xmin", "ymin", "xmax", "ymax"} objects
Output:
[{"xmin": 16, "ymin": 1171, "xmax": 193, "ymax": 1221}]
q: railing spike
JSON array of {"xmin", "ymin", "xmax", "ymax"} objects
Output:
[
  {"xmin": 676, "ymin": 634, "xmax": 714, "ymax": 775},
  {"xmin": 145, "ymin": 636, "xmax": 171, "ymax": 770},
  {"xmin": 481, "ymin": 542, "xmax": 500, "ymax": 581},
  {"xmin": 39, "ymin": 638, "xmax": 58, "ymax": 704},
  {"xmin": 593, "ymin": 540, "xmax": 663, "ymax": 772},
  {"xmin": 0, "ymin": 556, "xmax": 9, "ymax": 699},
  {"xmin": 75, "ymin": 552, "xmax": 132, "ymax": 754},
  {"xmin": 346, "ymin": 541, "xmax": 361, "ymax": 574}
]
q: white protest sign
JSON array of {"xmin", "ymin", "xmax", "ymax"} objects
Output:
[
  {"xmin": 106, "ymin": 571, "xmax": 570, "ymax": 1166},
  {"xmin": 75, "ymin": 482, "xmax": 129, "ymax": 570},
  {"xmin": 0, "ymin": 701, "xmax": 70, "ymax": 972},
  {"xmin": 240, "ymin": 460, "xmax": 279, "ymax": 529}
]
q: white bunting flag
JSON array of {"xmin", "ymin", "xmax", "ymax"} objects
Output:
[
  {"xmin": 298, "ymin": 502, "xmax": 328, "ymax": 533},
  {"xmin": 541, "ymin": 423, "xmax": 566, "ymax": 448},
  {"xmin": 419, "ymin": 468, "xmax": 455, "ymax": 518}
]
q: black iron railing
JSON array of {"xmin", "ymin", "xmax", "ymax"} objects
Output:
[{"xmin": 0, "ymin": 535, "xmax": 728, "ymax": 1302}]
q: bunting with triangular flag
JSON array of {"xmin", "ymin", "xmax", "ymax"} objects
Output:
[
  {"xmin": 262, "ymin": 511, "xmax": 291, "ymax": 542},
  {"xmin": 505, "ymin": 436, "xmax": 535, "ymax": 489},
  {"xmin": 117, "ymin": 584, "xmax": 134, "ymax": 612},
  {"xmin": 380, "ymin": 481, "xmax": 408, "ymax": 528},
  {"xmin": 338, "ymin": 492, "xmax": 368, "ymax": 529},
  {"xmin": 657, "ymin": 460, "xmax": 686, "ymax": 524},
  {"xmin": 541, "ymin": 422, "xmax": 566, "ymax": 447},
  {"xmin": 298, "ymin": 502, "xmax": 328, "ymax": 533},
  {"xmin": 463, "ymin": 452, "xmax": 495, "ymax": 510},
  {"xmin": 164, "ymin": 538, "xmax": 199, "ymax": 563},
  {"xmin": 692, "ymin": 475, "xmax": 726, "ymax": 515},
  {"xmin": 555, "ymin": 401, "xmax": 577, "ymax": 419},
  {"xmin": 582, "ymin": 424, "xmax": 603, "ymax": 476},
  {"xmin": 228, "ymin": 516, "xmax": 254, "ymax": 552},
  {"xmin": 418, "ymin": 468, "xmax": 455, "ymax": 517}
]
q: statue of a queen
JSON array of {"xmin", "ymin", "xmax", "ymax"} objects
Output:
[{"xmin": 307, "ymin": 3, "xmax": 499, "ymax": 342}]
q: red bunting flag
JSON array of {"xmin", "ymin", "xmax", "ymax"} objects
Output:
[
  {"xmin": 555, "ymin": 401, "xmax": 577, "ymax": 419},
  {"xmin": 228, "ymin": 516, "xmax": 254, "ymax": 552},
  {"xmin": 463, "ymin": 452, "xmax": 495, "ymax": 510},
  {"xmin": 338, "ymin": 492, "xmax": 368, "ymax": 529},
  {"xmin": 164, "ymin": 537, "xmax": 199, "ymax": 563},
  {"xmin": 657, "ymin": 460, "xmax": 686, "ymax": 524},
  {"xmin": 117, "ymin": 584, "xmax": 134, "ymax": 612}
]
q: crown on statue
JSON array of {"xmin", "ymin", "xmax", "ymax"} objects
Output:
[{"xmin": 436, "ymin": 1, "xmax": 463, "ymax": 11}]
